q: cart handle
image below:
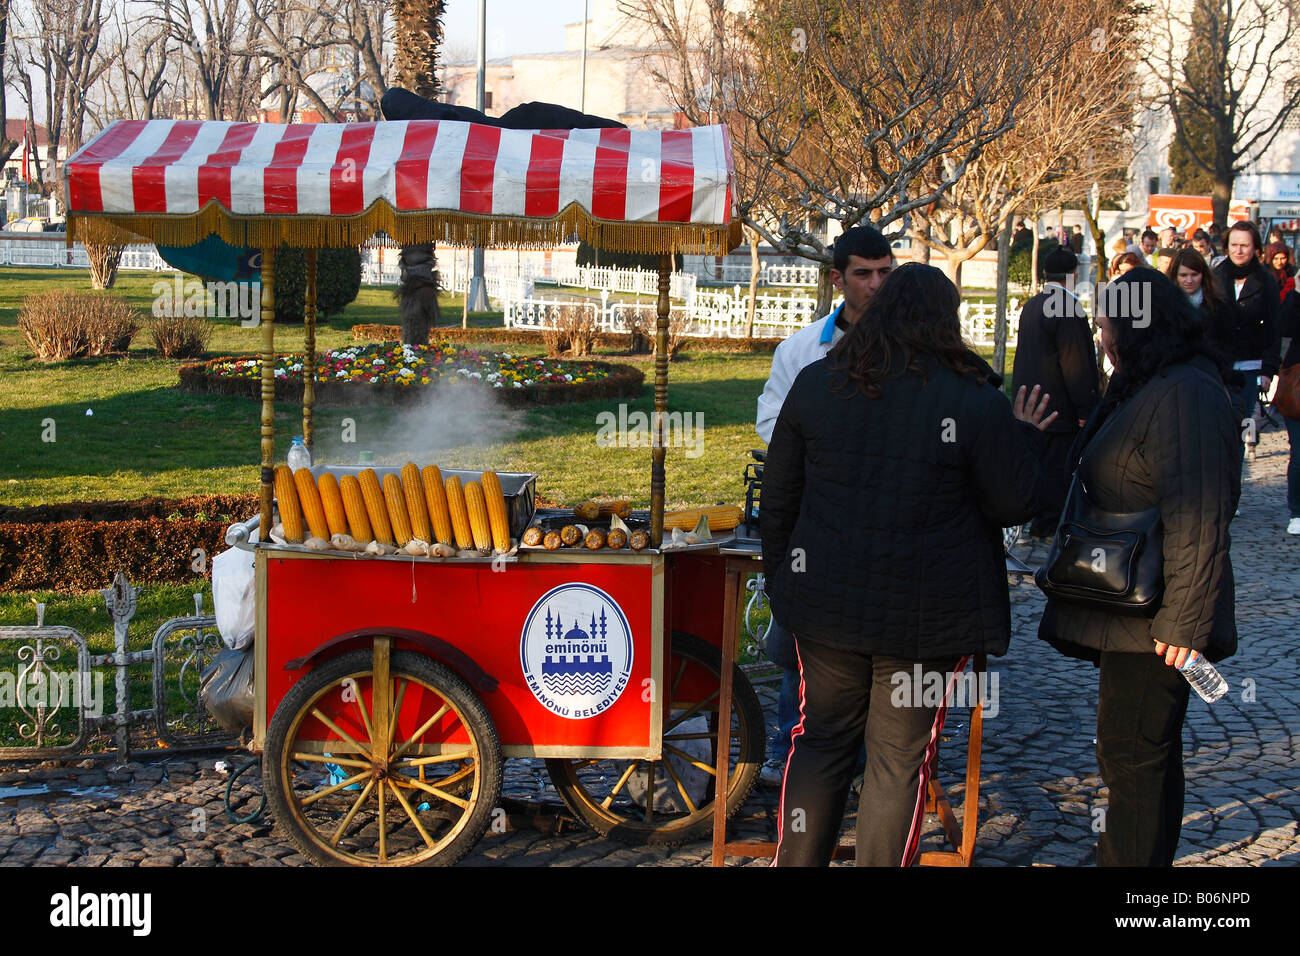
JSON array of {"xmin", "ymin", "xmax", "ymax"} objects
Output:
[{"xmin": 225, "ymin": 514, "xmax": 260, "ymax": 552}]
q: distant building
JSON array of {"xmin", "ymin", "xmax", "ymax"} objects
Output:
[
  {"xmin": 439, "ymin": 0, "xmax": 686, "ymax": 128},
  {"xmin": 2, "ymin": 120, "xmax": 60, "ymax": 186}
]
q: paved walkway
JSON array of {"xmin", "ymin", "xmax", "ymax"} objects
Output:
[{"xmin": 1, "ymin": 429, "xmax": 1296, "ymax": 867}]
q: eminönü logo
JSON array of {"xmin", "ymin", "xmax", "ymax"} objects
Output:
[{"xmin": 520, "ymin": 583, "xmax": 633, "ymax": 719}]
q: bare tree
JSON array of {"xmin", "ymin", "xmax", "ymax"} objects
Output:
[
  {"xmin": 0, "ymin": 0, "xmax": 17, "ymax": 165},
  {"xmin": 628, "ymin": 0, "xmax": 1074, "ymax": 312},
  {"xmin": 151, "ymin": 0, "xmax": 265, "ymax": 120},
  {"xmin": 1146, "ymin": 0, "xmax": 1300, "ymax": 228},
  {"xmin": 104, "ymin": 6, "xmax": 174, "ymax": 121},
  {"xmin": 911, "ymin": 0, "xmax": 1142, "ymax": 285}
]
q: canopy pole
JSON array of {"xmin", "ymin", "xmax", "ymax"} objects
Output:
[
  {"xmin": 303, "ymin": 248, "xmax": 317, "ymax": 457},
  {"xmin": 650, "ymin": 253, "xmax": 670, "ymax": 548},
  {"xmin": 259, "ymin": 247, "xmax": 277, "ymax": 535}
]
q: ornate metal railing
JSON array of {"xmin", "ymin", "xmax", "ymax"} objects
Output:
[{"xmin": 0, "ymin": 572, "xmax": 233, "ymax": 762}]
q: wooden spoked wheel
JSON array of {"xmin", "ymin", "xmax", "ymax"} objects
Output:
[
  {"xmin": 544, "ymin": 631, "xmax": 763, "ymax": 846},
  {"xmin": 264, "ymin": 641, "xmax": 502, "ymax": 866}
]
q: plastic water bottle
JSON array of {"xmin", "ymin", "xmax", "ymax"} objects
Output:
[
  {"xmin": 287, "ymin": 436, "xmax": 311, "ymax": 471},
  {"xmin": 1179, "ymin": 653, "xmax": 1228, "ymax": 703}
]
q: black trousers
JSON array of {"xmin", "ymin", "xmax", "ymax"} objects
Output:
[
  {"xmin": 1096, "ymin": 651, "xmax": 1191, "ymax": 866},
  {"xmin": 773, "ymin": 636, "xmax": 966, "ymax": 867},
  {"xmin": 1030, "ymin": 429, "xmax": 1078, "ymax": 537}
]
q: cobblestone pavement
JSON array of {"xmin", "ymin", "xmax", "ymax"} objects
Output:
[{"xmin": 1, "ymin": 430, "xmax": 1296, "ymax": 868}]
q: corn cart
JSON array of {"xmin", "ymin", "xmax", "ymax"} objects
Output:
[{"xmin": 64, "ymin": 115, "xmax": 777, "ymax": 866}]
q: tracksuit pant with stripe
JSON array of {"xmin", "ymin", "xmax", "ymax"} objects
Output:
[{"xmin": 773, "ymin": 637, "xmax": 966, "ymax": 867}]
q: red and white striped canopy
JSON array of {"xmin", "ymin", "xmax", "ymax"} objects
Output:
[{"xmin": 65, "ymin": 119, "xmax": 740, "ymax": 254}]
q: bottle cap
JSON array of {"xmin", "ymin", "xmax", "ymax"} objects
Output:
[{"xmin": 291, "ymin": 435, "xmax": 304, "ymax": 444}]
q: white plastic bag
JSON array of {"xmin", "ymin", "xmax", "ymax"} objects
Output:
[{"xmin": 212, "ymin": 546, "xmax": 256, "ymax": 650}]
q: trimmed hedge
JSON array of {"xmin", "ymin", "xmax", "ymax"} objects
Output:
[
  {"xmin": 178, "ymin": 356, "xmax": 646, "ymax": 408},
  {"xmin": 0, "ymin": 494, "xmax": 260, "ymax": 592},
  {"xmin": 0, "ymin": 494, "xmax": 257, "ymax": 525},
  {"xmin": 349, "ymin": 323, "xmax": 784, "ymax": 355}
]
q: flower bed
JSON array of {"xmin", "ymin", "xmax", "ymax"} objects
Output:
[
  {"xmin": 179, "ymin": 342, "xmax": 645, "ymax": 407},
  {"xmin": 349, "ymin": 324, "xmax": 784, "ymax": 354}
]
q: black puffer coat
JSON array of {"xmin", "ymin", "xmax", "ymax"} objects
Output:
[
  {"xmin": 1212, "ymin": 261, "xmax": 1281, "ymax": 376},
  {"xmin": 1038, "ymin": 355, "xmax": 1239, "ymax": 663},
  {"xmin": 760, "ymin": 354, "xmax": 1046, "ymax": 659}
]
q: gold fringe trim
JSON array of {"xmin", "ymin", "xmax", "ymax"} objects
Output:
[{"xmin": 67, "ymin": 199, "xmax": 743, "ymax": 257}]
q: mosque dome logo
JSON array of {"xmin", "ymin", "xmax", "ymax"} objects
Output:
[{"xmin": 520, "ymin": 583, "xmax": 633, "ymax": 720}]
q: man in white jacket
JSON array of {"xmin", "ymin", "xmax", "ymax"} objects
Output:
[
  {"xmin": 754, "ymin": 226, "xmax": 895, "ymax": 785},
  {"xmin": 756, "ymin": 227, "xmax": 896, "ymax": 443}
]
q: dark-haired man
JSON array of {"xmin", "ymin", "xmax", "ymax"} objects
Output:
[
  {"xmin": 754, "ymin": 226, "xmax": 893, "ymax": 787},
  {"xmin": 1011, "ymin": 246, "xmax": 1100, "ymax": 537}
]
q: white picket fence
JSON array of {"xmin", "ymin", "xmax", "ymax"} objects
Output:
[
  {"xmin": 959, "ymin": 299, "xmax": 1021, "ymax": 347},
  {"xmin": 698, "ymin": 262, "xmax": 821, "ymax": 286},
  {"xmin": 506, "ymin": 287, "xmax": 1021, "ymax": 344}
]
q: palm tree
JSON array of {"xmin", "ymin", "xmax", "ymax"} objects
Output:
[{"xmin": 392, "ymin": 0, "xmax": 446, "ymax": 345}]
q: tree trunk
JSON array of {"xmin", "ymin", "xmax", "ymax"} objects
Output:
[
  {"xmin": 814, "ymin": 262, "xmax": 834, "ymax": 318},
  {"xmin": 397, "ymin": 243, "xmax": 439, "ymax": 344},
  {"xmin": 1082, "ymin": 205, "xmax": 1107, "ymax": 287},
  {"xmin": 993, "ymin": 212, "xmax": 1013, "ymax": 378},
  {"xmin": 1211, "ymin": 172, "xmax": 1232, "ymax": 233},
  {"xmin": 744, "ymin": 225, "xmax": 760, "ymax": 340},
  {"xmin": 1030, "ymin": 211, "xmax": 1041, "ymax": 296}
]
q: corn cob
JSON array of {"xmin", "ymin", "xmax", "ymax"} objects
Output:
[
  {"xmin": 444, "ymin": 475, "xmax": 473, "ymax": 550},
  {"xmin": 338, "ymin": 475, "xmax": 373, "ymax": 543},
  {"xmin": 382, "ymin": 473, "xmax": 414, "ymax": 546},
  {"xmin": 464, "ymin": 481, "xmax": 494, "ymax": 552},
  {"xmin": 421, "ymin": 465, "xmax": 455, "ymax": 545},
  {"xmin": 274, "ymin": 465, "xmax": 304, "ymax": 543},
  {"xmin": 479, "ymin": 471, "xmax": 512, "ymax": 553},
  {"xmin": 401, "ymin": 463, "xmax": 432, "ymax": 543},
  {"xmin": 663, "ymin": 505, "xmax": 743, "ymax": 532},
  {"xmin": 316, "ymin": 472, "xmax": 350, "ymax": 537},
  {"xmin": 293, "ymin": 468, "xmax": 330, "ymax": 541},
  {"xmin": 337, "ymin": 475, "xmax": 373, "ymax": 543},
  {"xmin": 358, "ymin": 468, "xmax": 395, "ymax": 545},
  {"xmin": 599, "ymin": 500, "xmax": 633, "ymax": 520}
]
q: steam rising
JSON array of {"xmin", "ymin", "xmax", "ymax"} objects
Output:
[{"xmin": 313, "ymin": 382, "xmax": 525, "ymax": 465}]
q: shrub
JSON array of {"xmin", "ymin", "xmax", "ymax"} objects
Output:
[
  {"xmin": 556, "ymin": 303, "xmax": 599, "ymax": 357},
  {"xmin": 272, "ymin": 245, "xmax": 363, "ymax": 324},
  {"xmin": 1008, "ymin": 239, "xmax": 1063, "ymax": 287},
  {"xmin": 18, "ymin": 289, "xmax": 141, "ymax": 361},
  {"xmin": 148, "ymin": 312, "xmax": 214, "ymax": 358}
]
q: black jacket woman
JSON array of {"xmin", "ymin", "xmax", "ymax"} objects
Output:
[
  {"xmin": 1038, "ymin": 268, "xmax": 1239, "ymax": 867},
  {"xmin": 1167, "ymin": 246, "xmax": 1238, "ymax": 388},
  {"xmin": 1212, "ymin": 221, "xmax": 1281, "ymax": 458},
  {"xmin": 761, "ymin": 263, "xmax": 1057, "ymax": 867}
]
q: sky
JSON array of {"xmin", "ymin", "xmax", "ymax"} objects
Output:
[
  {"xmin": 441, "ymin": 1, "xmax": 575, "ymax": 61},
  {"xmin": 4, "ymin": 1, "xmax": 576, "ymax": 120}
]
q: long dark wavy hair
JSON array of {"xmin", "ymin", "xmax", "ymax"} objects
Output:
[
  {"xmin": 827, "ymin": 263, "xmax": 988, "ymax": 398},
  {"xmin": 1164, "ymin": 246, "xmax": 1233, "ymax": 379},
  {"xmin": 1099, "ymin": 267, "xmax": 1218, "ymax": 403}
]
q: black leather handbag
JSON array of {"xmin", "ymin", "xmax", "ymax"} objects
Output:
[{"xmin": 1034, "ymin": 472, "xmax": 1164, "ymax": 616}]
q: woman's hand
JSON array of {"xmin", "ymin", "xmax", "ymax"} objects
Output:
[
  {"xmin": 1154, "ymin": 641, "xmax": 1194, "ymax": 669},
  {"xmin": 1013, "ymin": 385, "xmax": 1060, "ymax": 432}
]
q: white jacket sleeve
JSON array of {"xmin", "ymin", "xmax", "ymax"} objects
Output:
[{"xmin": 756, "ymin": 340, "xmax": 797, "ymax": 444}]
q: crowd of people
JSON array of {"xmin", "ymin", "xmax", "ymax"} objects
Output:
[{"xmin": 753, "ymin": 217, "xmax": 1296, "ymax": 867}]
